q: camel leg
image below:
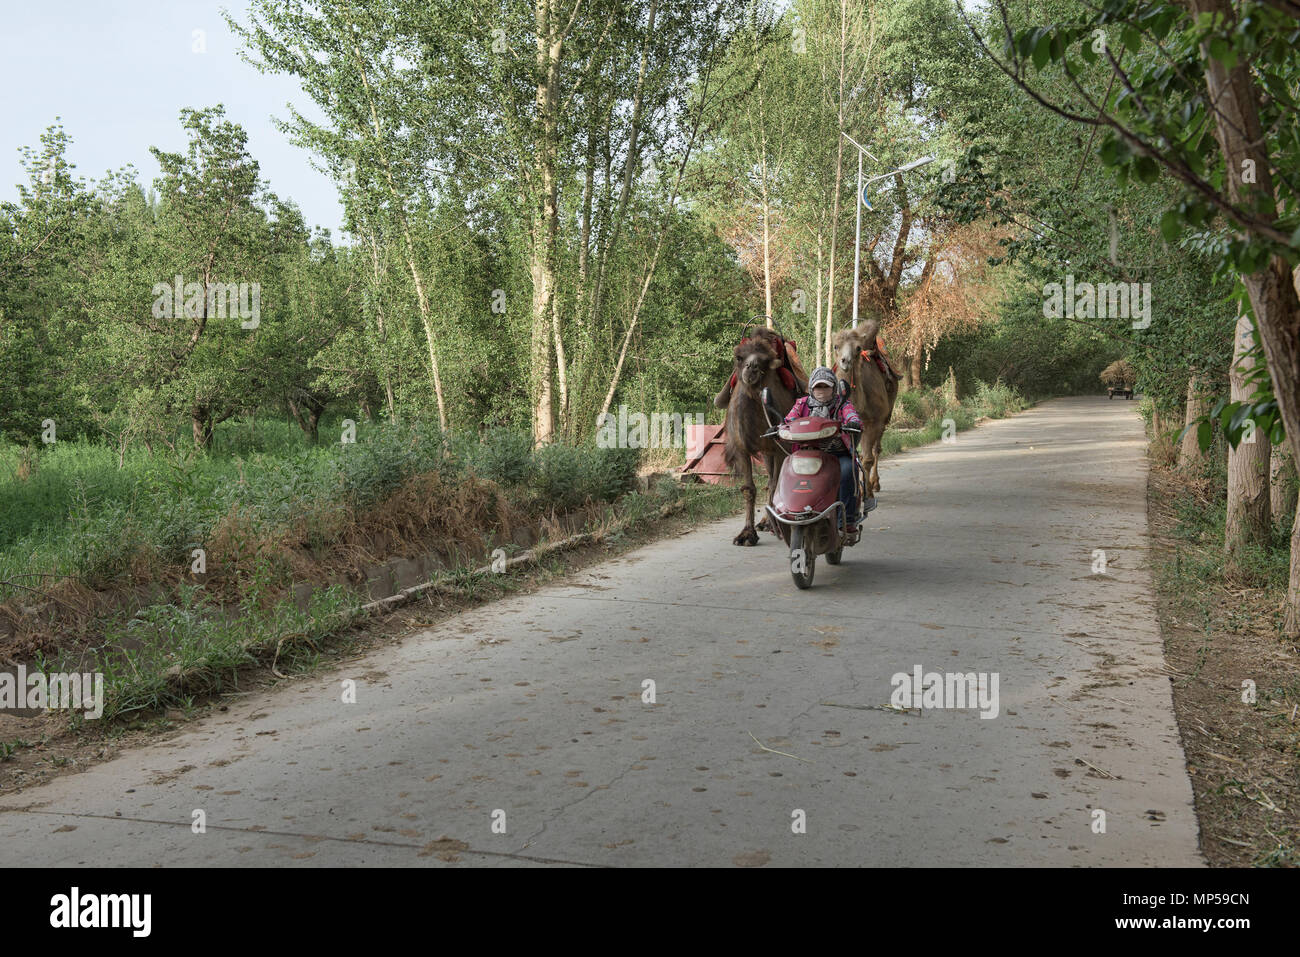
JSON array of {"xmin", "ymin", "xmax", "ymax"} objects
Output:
[
  {"xmin": 771, "ymin": 448, "xmax": 787, "ymax": 504},
  {"xmin": 870, "ymin": 432, "xmax": 883, "ymax": 494},
  {"xmin": 755, "ymin": 452, "xmax": 774, "ymax": 533},
  {"xmin": 733, "ymin": 456, "xmax": 759, "ymax": 546}
]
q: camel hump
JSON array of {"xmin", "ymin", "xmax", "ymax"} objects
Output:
[{"xmin": 857, "ymin": 317, "xmax": 881, "ymax": 347}]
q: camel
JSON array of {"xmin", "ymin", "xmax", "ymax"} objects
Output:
[
  {"xmin": 724, "ymin": 335, "xmax": 796, "ymax": 545},
  {"xmin": 713, "ymin": 326, "xmax": 806, "ymax": 410},
  {"xmin": 832, "ymin": 319, "xmax": 899, "ymax": 497}
]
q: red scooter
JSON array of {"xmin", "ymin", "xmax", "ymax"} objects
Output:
[{"xmin": 760, "ymin": 387, "xmax": 868, "ymax": 589}]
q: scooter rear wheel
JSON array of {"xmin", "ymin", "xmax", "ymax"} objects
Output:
[
  {"xmin": 790, "ymin": 526, "xmax": 816, "ymax": 589},
  {"xmin": 826, "ymin": 546, "xmax": 843, "ymax": 565}
]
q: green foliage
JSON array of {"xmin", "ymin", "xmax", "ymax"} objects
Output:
[
  {"xmin": 79, "ymin": 583, "xmax": 358, "ymax": 722},
  {"xmin": 528, "ymin": 444, "xmax": 641, "ymax": 512},
  {"xmin": 882, "ymin": 380, "xmax": 1028, "ymax": 455},
  {"xmin": 969, "ymin": 379, "xmax": 1024, "ymax": 419},
  {"xmin": 0, "ymin": 414, "xmax": 650, "ymax": 606},
  {"xmin": 467, "ymin": 430, "xmax": 537, "ymax": 487},
  {"xmin": 335, "ymin": 422, "xmax": 444, "ymax": 508},
  {"xmin": 895, "ymin": 389, "xmax": 941, "ymax": 428},
  {"xmin": 928, "ymin": 304, "xmax": 1122, "ymax": 400}
]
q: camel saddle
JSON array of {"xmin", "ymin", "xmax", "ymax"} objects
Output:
[{"xmin": 864, "ymin": 338, "xmax": 901, "ymax": 381}]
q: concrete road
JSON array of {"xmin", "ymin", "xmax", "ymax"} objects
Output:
[{"xmin": 0, "ymin": 397, "xmax": 1202, "ymax": 867}]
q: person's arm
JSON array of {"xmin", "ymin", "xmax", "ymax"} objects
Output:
[
  {"xmin": 783, "ymin": 397, "xmax": 808, "ymax": 424},
  {"xmin": 840, "ymin": 401, "xmax": 863, "ymax": 446}
]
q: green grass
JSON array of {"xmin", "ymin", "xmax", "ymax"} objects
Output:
[
  {"xmin": 1163, "ymin": 477, "xmax": 1295, "ymax": 599},
  {"xmin": 63, "ymin": 581, "xmax": 360, "ymax": 724},
  {"xmin": 0, "ymin": 738, "xmax": 34, "ymax": 762},
  {"xmin": 0, "ymin": 383, "xmax": 1019, "ymax": 602},
  {"xmin": 882, "ymin": 379, "xmax": 1028, "ymax": 456},
  {"xmin": 37, "ymin": 474, "xmax": 739, "ymax": 725},
  {"xmin": 0, "ymin": 408, "xmax": 729, "ymax": 726},
  {"xmin": 0, "ymin": 417, "xmax": 642, "ymax": 605}
]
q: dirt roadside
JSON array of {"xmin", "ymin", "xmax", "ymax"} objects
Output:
[{"xmin": 1149, "ymin": 468, "xmax": 1300, "ymax": 867}]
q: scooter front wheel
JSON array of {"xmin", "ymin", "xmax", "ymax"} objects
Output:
[{"xmin": 790, "ymin": 526, "xmax": 815, "ymax": 589}]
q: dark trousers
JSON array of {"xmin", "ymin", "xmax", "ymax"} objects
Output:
[{"xmin": 837, "ymin": 450, "xmax": 858, "ymax": 526}]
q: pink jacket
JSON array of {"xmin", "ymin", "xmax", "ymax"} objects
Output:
[{"xmin": 783, "ymin": 396, "xmax": 862, "ymax": 453}]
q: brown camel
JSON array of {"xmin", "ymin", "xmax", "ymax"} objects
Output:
[
  {"xmin": 832, "ymin": 319, "xmax": 899, "ymax": 496},
  {"xmin": 725, "ymin": 336, "xmax": 795, "ymax": 545},
  {"xmin": 713, "ymin": 326, "xmax": 806, "ymax": 410}
]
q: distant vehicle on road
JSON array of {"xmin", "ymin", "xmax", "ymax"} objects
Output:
[{"xmin": 1100, "ymin": 359, "xmax": 1137, "ymax": 400}]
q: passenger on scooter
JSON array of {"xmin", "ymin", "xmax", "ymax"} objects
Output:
[{"xmin": 783, "ymin": 366, "xmax": 863, "ymax": 533}]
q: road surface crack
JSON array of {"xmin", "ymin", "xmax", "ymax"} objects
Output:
[
  {"xmin": 10, "ymin": 808, "xmax": 606, "ymax": 867},
  {"xmin": 514, "ymin": 758, "xmax": 640, "ymax": 854}
]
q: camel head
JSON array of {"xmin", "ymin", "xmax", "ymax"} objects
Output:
[
  {"xmin": 832, "ymin": 319, "xmax": 881, "ymax": 382},
  {"xmin": 831, "ymin": 328, "xmax": 866, "ymax": 381},
  {"xmin": 733, "ymin": 336, "xmax": 780, "ymax": 395}
]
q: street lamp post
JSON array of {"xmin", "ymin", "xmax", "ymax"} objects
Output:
[{"xmin": 838, "ymin": 132, "xmax": 934, "ymax": 330}]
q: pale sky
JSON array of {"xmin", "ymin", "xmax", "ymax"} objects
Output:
[{"xmin": 0, "ymin": 0, "xmax": 345, "ymax": 234}]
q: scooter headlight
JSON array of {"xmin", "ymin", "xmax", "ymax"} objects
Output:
[{"xmin": 790, "ymin": 457, "xmax": 822, "ymax": 475}]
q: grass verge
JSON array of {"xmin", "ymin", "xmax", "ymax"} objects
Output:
[
  {"xmin": 882, "ymin": 379, "xmax": 1028, "ymax": 456},
  {"xmin": 0, "ymin": 478, "xmax": 741, "ymax": 790}
]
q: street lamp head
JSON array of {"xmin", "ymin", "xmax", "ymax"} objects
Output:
[
  {"xmin": 897, "ymin": 155, "xmax": 935, "ymax": 172},
  {"xmin": 863, "ymin": 155, "xmax": 937, "ymax": 186}
]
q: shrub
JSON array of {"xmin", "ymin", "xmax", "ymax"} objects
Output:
[
  {"xmin": 968, "ymin": 379, "xmax": 1024, "ymax": 419},
  {"xmin": 896, "ymin": 390, "xmax": 929, "ymax": 422},
  {"xmin": 469, "ymin": 429, "xmax": 536, "ymax": 487},
  {"xmin": 336, "ymin": 421, "xmax": 444, "ymax": 508},
  {"xmin": 530, "ymin": 444, "xmax": 639, "ymax": 511}
]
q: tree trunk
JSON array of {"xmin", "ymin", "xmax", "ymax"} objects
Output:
[
  {"xmin": 553, "ymin": 292, "xmax": 569, "ymax": 434},
  {"xmin": 288, "ymin": 393, "xmax": 324, "ymax": 443},
  {"xmin": 405, "ymin": 243, "xmax": 448, "ymax": 430},
  {"xmin": 1271, "ymin": 442, "xmax": 1297, "ymax": 519},
  {"xmin": 1225, "ymin": 312, "xmax": 1271, "ymax": 568},
  {"xmin": 287, "ymin": 396, "xmax": 305, "ymax": 433},
  {"xmin": 814, "ymin": 233, "xmax": 824, "ymax": 362},
  {"xmin": 530, "ymin": 0, "xmax": 563, "ymax": 446},
  {"xmin": 1286, "ymin": 507, "xmax": 1300, "ymax": 634},
  {"xmin": 758, "ymin": 80, "xmax": 773, "ymax": 325},
  {"xmin": 1178, "ymin": 375, "xmax": 1207, "ymax": 469},
  {"xmin": 190, "ymin": 406, "xmax": 231, "ymax": 450},
  {"xmin": 529, "ymin": 244, "xmax": 556, "ymax": 444},
  {"xmin": 349, "ymin": 35, "xmax": 446, "ymax": 429},
  {"xmin": 1193, "ymin": 0, "xmax": 1300, "ymax": 629},
  {"xmin": 576, "ymin": 115, "xmax": 597, "ymax": 320},
  {"xmin": 365, "ymin": 228, "xmax": 397, "ymax": 421},
  {"xmin": 908, "ymin": 333, "xmax": 923, "ymax": 391},
  {"xmin": 192, "ymin": 409, "xmax": 212, "ymax": 450}
]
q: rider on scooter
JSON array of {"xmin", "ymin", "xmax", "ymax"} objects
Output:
[{"xmin": 783, "ymin": 366, "xmax": 864, "ymax": 534}]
